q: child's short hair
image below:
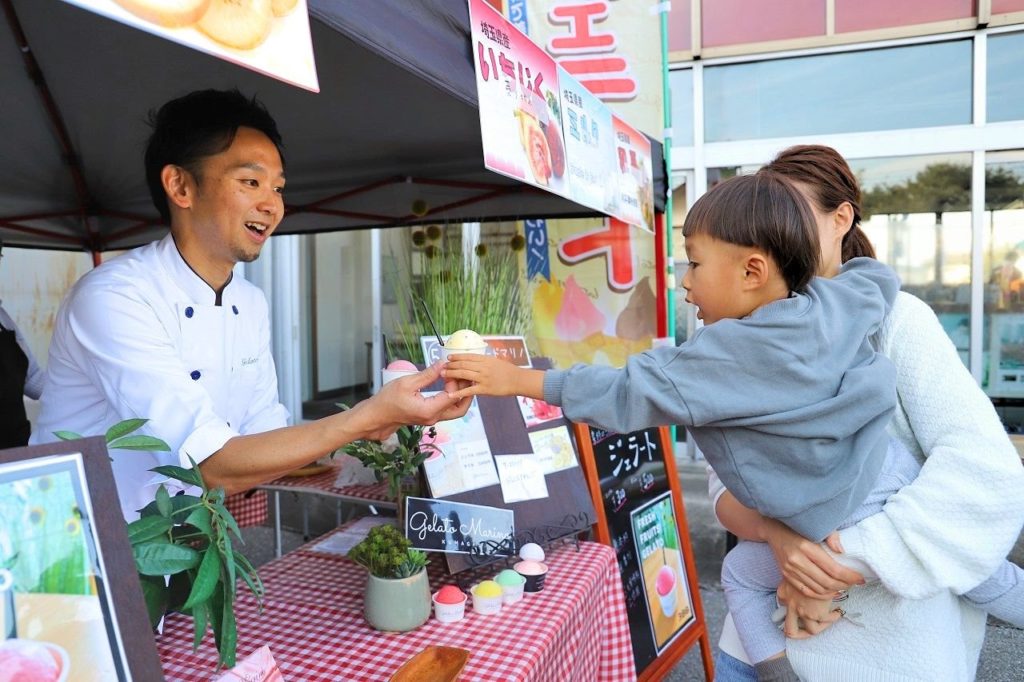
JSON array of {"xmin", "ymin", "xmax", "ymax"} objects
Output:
[{"xmin": 682, "ymin": 172, "xmax": 821, "ymax": 292}]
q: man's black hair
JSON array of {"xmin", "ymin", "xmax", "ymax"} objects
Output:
[{"xmin": 144, "ymin": 89, "xmax": 285, "ymax": 223}]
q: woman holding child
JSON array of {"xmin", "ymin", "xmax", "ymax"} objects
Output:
[
  {"xmin": 708, "ymin": 146, "xmax": 1024, "ymax": 680},
  {"xmin": 446, "ymin": 145, "xmax": 1024, "ymax": 680}
]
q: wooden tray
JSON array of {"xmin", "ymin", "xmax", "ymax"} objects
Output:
[{"xmin": 388, "ymin": 646, "xmax": 470, "ymax": 682}]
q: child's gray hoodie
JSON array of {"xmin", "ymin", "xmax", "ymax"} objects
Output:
[{"xmin": 544, "ymin": 257, "xmax": 900, "ymax": 541}]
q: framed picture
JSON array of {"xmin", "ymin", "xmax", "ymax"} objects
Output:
[{"xmin": 0, "ymin": 437, "xmax": 164, "ymax": 681}]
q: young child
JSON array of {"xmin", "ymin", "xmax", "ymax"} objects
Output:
[{"xmin": 443, "ymin": 172, "xmax": 1024, "ymax": 681}]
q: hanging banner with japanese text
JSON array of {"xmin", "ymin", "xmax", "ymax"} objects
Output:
[
  {"xmin": 613, "ymin": 115, "xmax": 655, "ymax": 234},
  {"xmin": 469, "ymin": 0, "xmax": 652, "ymax": 228},
  {"xmin": 558, "ymin": 66, "xmax": 616, "ymax": 216},
  {"xmin": 470, "ymin": 0, "xmax": 567, "ymax": 194}
]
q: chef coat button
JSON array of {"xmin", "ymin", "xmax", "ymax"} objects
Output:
[
  {"xmin": 190, "ymin": 370, "xmax": 201, "ymax": 381},
  {"xmin": 185, "ymin": 307, "xmax": 194, "ymax": 318},
  {"xmin": 232, "ymin": 305, "xmax": 239, "ymax": 315}
]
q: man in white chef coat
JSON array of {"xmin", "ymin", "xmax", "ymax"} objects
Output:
[{"xmin": 31, "ymin": 90, "xmax": 469, "ymax": 520}]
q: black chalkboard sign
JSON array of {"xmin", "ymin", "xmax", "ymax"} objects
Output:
[{"xmin": 574, "ymin": 424, "xmax": 713, "ymax": 682}]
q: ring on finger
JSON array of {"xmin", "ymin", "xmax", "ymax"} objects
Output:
[{"xmin": 833, "ymin": 607, "xmax": 846, "ymax": 618}]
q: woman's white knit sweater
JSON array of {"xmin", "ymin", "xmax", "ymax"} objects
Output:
[{"xmin": 710, "ymin": 291, "xmax": 1024, "ymax": 680}]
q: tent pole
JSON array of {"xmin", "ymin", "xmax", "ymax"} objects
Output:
[{"xmin": 659, "ymin": 0, "xmax": 677, "ymax": 448}]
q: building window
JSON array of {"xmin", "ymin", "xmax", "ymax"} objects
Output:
[
  {"xmin": 703, "ymin": 40, "xmax": 972, "ymax": 142},
  {"xmin": 669, "ymin": 69, "xmax": 694, "ymax": 146},
  {"xmin": 983, "ymin": 150, "xmax": 1024, "ymax": 404},
  {"xmin": 987, "ymin": 32, "xmax": 1024, "ymax": 124},
  {"xmin": 856, "ymin": 153, "xmax": 974, "ymax": 364}
]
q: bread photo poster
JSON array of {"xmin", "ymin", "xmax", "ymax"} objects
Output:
[{"xmin": 61, "ymin": 0, "xmax": 319, "ymax": 92}]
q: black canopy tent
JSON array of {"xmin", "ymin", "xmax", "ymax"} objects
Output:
[{"xmin": 0, "ymin": 0, "xmax": 666, "ymax": 254}]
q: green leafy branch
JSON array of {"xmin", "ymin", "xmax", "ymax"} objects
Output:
[
  {"xmin": 57, "ymin": 419, "xmax": 259, "ymax": 668},
  {"xmin": 340, "ymin": 423, "xmax": 441, "ymax": 503}
]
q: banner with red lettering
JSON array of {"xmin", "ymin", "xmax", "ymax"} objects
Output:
[
  {"xmin": 529, "ymin": 216, "xmax": 657, "ymax": 369},
  {"xmin": 469, "ymin": 0, "xmax": 651, "ymax": 228},
  {"xmin": 518, "ymin": 0, "xmax": 664, "ymax": 139},
  {"xmin": 470, "ymin": 0, "xmax": 566, "ymax": 194}
]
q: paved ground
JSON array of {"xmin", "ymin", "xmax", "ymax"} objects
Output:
[
  {"xmin": 665, "ymin": 461, "xmax": 1024, "ymax": 682},
  {"xmin": 240, "ymin": 459, "xmax": 1024, "ymax": 681}
]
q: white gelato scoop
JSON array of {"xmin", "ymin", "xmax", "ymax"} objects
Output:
[{"xmin": 445, "ymin": 329, "xmax": 487, "ymax": 350}]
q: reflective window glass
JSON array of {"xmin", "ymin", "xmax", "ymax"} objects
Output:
[
  {"xmin": 856, "ymin": 153, "xmax": 974, "ymax": 365},
  {"xmin": 988, "ymin": 32, "xmax": 1024, "ymax": 123},
  {"xmin": 672, "ymin": 175, "xmax": 692, "ymax": 345},
  {"xmin": 669, "ymin": 69, "xmax": 694, "ymax": 146},
  {"xmin": 704, "ymin": 41, "xmax": 972, "ymax": 142},
  {"xmin": 982, "ymin": 150, "xmax": 1024, "ymax": 405},
  {"xmin": 674, "ymin": 167, "xmax": 738, "ymax": 347}
]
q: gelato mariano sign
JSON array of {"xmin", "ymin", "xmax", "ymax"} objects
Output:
[{"xmin": 404, "ymin": 497, "xmax": 515, "ymax": 556}]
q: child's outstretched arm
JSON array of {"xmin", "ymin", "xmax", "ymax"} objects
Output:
[{"xmin": 443, "ymin": 353, "xmax": 545, "ymax": 400}]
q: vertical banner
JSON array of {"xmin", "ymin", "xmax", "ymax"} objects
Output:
[
  {"xmin": 530, "ymin": 217, "xmax": 657, "ymax": 369},
  {"xmin": 524, "ymin": 219, "xmax": 551, "ymax": 281},
  {"xmin": 524, "ymin": 0, "xmax": 665, "ymax": 138}
]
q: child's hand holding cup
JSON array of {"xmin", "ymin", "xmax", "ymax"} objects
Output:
[{"xmin": 440, "ymin": 329, "xmax": 488, "ymax": 391}]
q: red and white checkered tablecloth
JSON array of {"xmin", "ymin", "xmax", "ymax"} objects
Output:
[
  {"xmin": 158, "ymin": 530, "xmax": 637, "ymax": 682},
  {"xmin": 223, "ymin": 490, "xmax": 269, "ymax": 528},
  {"xmin": 262, "ymin": 467, "xmax": 395, "ymax": 508},
  {"xmin": 220, "ymin": 467, "xmax": 395, "ymax": 532}
]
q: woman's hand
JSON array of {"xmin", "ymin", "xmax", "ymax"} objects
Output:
[
  {"xmin": 762, "ymin": 520, "xmax": 864, "ymax": 598},
  {"xmin": 778, "ymin": 579, "xmax": 843, "ymax": 639}
]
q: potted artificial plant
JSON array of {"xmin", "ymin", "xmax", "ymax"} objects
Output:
[
  {"xmin": 57, "ymin": 419, "xmax": 259, "ymax": 668},
  {"xmin": 347, "ymin": 524, "xmax": 430, "ymax": 632},
  {"xmin": 387, "ymin": 227, "xmax": 531, "ymax": 364}
]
